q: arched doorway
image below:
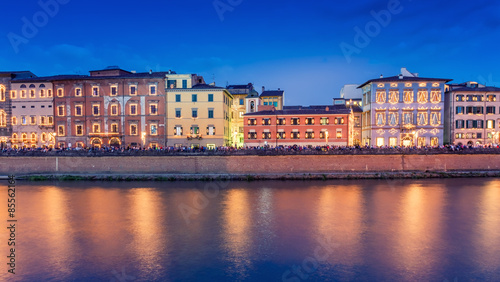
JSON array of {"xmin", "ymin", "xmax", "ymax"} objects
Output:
[
  {"xmin": 91, "ymin": 138, "xmax": 102, "ymax": 148},
  {"xmin": 109, "ymin": 137, "xmax": 121, "ymax": 148},
  {"xmin": 402, "ymin": 137, "xmax": 412, "ymax": 147}
]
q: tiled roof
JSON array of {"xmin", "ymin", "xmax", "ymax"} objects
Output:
[
  {"xmin": 227, "ymin": 84, "xmax": 252, "ymax": 89},
  {"xmin": 448, "ymin": 86, "xmax": 500, "ymax": 92},
  {"xmin": 13, "ymin": 72, "xmax": 170, "ymax": 82},
  {"xmin": 261, "ymin": 90, "xmax": 284, "ymax": 97},
  {"xmin": 358, "ymin": 76, "xmax": 452, "ymax": 88},
  {"xmin": 245, "ymin": 105, "xmax": 351, "ymax": 116}
]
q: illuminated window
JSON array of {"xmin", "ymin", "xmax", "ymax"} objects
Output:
[
  {"xmin": 31, "ymin": 133, "xmax": 37, "ymax": 142},
  {"xmin": 30, "ymin": 116, "xmax": 36, "ymax": 125},
  {"xmin": 376, "ymin": 137, "xmax": 384, "ymax": 147},
  {"xmin": 12, "ymin": 116, "xmax": 17, "ymax": 125},
  {"xmin": 456, "ymin": 95, "xmax": 464, "ymax": 102},
  {"xmin": 130, "ymin": 85, "xmax": 137, "ymax": 96},
  {"xmin": 21, "ymin": 133, "xmax": 27, "ymax": 142},
  {"xmin": 376, "ymin": 90, "xmax": 386, "ymax": 104},
  {"xmin": 58, "ymin": 125, "xmax": 65, "ymax": 136},
  {"xmin": 111, "ymin": 104, "xmax": 118, "ymax": 116},
  {"xmin": 417, "ymin": 90, "xmax": 428, "ymax": 103},
  {"xmin": 376, "ymin": 112, "xmax": 385, "ymax": 126},
  {"xmin": 277, "ymin": 118, "xmax": 286, "ymax": 125},
  {"xmin": 57, "ymin": 88, "xmax": 64, "ymax": 97},
  {"xmin": 41, "ymin": 133, "xmax": 47, "ymax": 142},
  {"xmin": 277, "ymin": 131, "xmax": 285, "ymax": 139},
  {"xmin": 262, "ymin": 118, "xmax": 271, "ymax": 125},
  {"xmin": 47, "ymin": 89, "xmax": 52, "ymax": 97},
  {"xmin": 403, "ymin": 90, "xmax": 414, "ymax": 103},
  {"xmin": 336, "ymin": 130, "xmax": 342, "ymax": 139},
  {"xmin": 487, "ymin": 95, "xmax": 496, "ymax": 102},
  {"xmin": 417, "ymin": 112, "xmax": 428, "ymax": 125},
  {"xmin": 263, "ymin": 132, "xmax": 272, "ymax": 139},
  {"xmin": 486, "ymin": 120, "xmax": 495, "ymax": 129},
  {"xmin": 30, "ymin": 89, "xmax": 36, "ymax": 98},
  {"xmin": 174, "ymin": 126, "xmax": 183, "ymax": 136},
  {"xmin": 92, "ymin": 86, "xmax": 99, "ymax": 97},
  {"xmin": 150, "ymin": 124, "xmax": 158, "ymax": 135},
  {"xmin": 92, "ymin": 104, "xmax": 100, "ymax": 116},
  {"xmin": 388, "ymin": 112, "xmax": 398, "ymax": 126},
  {"xmin": 57, "ymin": 105, "xmax": 65, "ymax": 116},
  {"xmin": 291, "ymin": 132, "xmax": 300, "ymax": 139},
  {"xmin": 12, "ymin": 133, "xmax": 18, "ymax": 142},
  {"xmin": 0, "ymin": 87, "xmax": 5, "ymax": 101},
  {"xmin": 430, "ymin": 90, "xmax": 441, "ymax": 103},
  {"xmin": 291, "ymin": 118, "xmax": 300, "ymax": 125},
  {"xmin": 75, "ymin": 88, "xmax": 82, "ymax": 97},
  {"xmin": 40, "ymin": 116, "xmax": 46, "ymax": 125},
  {"xmin": 48, "ymin": 116, "xmax": 53, "ymax": 124},
  {"xmin": 305, "ymin": 118, "xmax": 315, "ymax": 125},
  {"xmin": 40, "ymin": 89, "xmax": 45, "ymax": 98},
  {"xmin": 110, "ymin": 85, "xmax": 118, "ymax": 96},
  {"xmin": 247, "ymin": 132, "xmax": 257, "ymax": 139},
  {"xmin": 190, "ymin": 125, "xmax": 199, "ymax": 135},
  {"xmin": 21, "ymin": 116, "xmax": 27, "ymax": 125},
  {"xmin": 430, "ymin": 112, "xmax": 441, "ymax": 126},
  {"xmin": 130, "ymin": 124, "xmax": 138, "ymax": 135},
  {"xmin": 75, "ymin": 105, "xmax": 83, "ymax": 116},
  {"xmin": 149, "ymin": 85, "xmax": 156, "ymax": 95},
  {"xmin": 10, "ymin": 91, "xmax": 16, "ymax": 99},
  {"xmin": 93, "ymin": 123, "xmax": 100, "ymax": 133},
  {"xmin": 111, "ymin": 123, "xmax": 118, "ymax": 133},
  {"xmin": 150, "ymin": 103, "xmax": 158, "ymax": 115},
  {"xmin": 20, "ymin": 90, "xmax": 27, "ymax": 98},
  {"xmin": 403, "ymin": 112, "xmax": 413, "ymax": 125},
  {"xmin": 0, "ymin": 110, "xmax": 6, "ymax": 127},
  {"xmin": 389, "ymin": 137, "xmax": 398, "ymax": 146},
  {"xmin": 248, "ymin": 118, "xmax": 257, "ymax": 125},
  {"xmin": 388, "ymin": 91, "xmax": 398, "ymax": 104},
  {"xmin": 130, "ymin": 104, "xmax": 138, "ymax": 115}
]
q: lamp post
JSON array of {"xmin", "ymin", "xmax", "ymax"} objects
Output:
[{"xmin": 325, "ymin": 130, "xmax": 329, "ymax": 145}]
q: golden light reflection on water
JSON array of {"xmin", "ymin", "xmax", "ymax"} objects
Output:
[
  {"xmin": 128, "ymin": 188, "xmax": 166, "ymax": 273},
  {"xmin": 475, "ymin": 179, "xmax": 500, "ymax": 272},
  {"xmin": 395, "ymin": 184, "xmax": 445, "ymax": 277},
  {"xmin": 315, "ymin": 185, "xmax": 364, "ymax": 268},
  {"xmin": 222, "ymin": 189, "xmax": 252, "ymax": 276}
]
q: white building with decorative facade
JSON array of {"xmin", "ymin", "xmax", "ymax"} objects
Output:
[{"xmin": 359, "ymin": 68, "xmax": 452, "ymax": 147}]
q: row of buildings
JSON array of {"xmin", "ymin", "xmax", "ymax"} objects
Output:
[{"xmin": 0, "ymin": 67, "xmax": 498, "ymax": 149}]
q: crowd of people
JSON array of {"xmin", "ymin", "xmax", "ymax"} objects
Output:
[{"xmin": 2, "ymin": 143, "xmax": 500, "ymax": 156}]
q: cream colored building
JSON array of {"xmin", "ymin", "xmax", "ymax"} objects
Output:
[
  {"xmin": 166, "ymin": 84, "xmax": 234, "ymax": 148},
  {"xmin": 10, "ymin": 78, "xmax": 55, "ymax": 148},
  {"xmin": 227, "ymin": 83, "xmax": 255, "ymax": 148}
]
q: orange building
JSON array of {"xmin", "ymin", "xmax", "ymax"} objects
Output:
[
  {"xmin": 244, "ymin": 105, "xmax": 353, "ymax": 147},
  {"xmin": 52, "ymin": 67, "xmax": 167, "ymax": 148}
]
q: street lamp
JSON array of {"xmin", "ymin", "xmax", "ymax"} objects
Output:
[
  {"xmin": 141, "ymin": 132, "xmax": 146, "ymax": 148},
  {"xmin": 325, "ymin": 130, "xmax": 329, "ymax": 145}
]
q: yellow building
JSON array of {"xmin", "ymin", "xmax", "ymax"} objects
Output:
[
  {"xmin": 227, "ymin": 83, "xmax": 255, "ymax": 148},
  {"xmin": 166, "ymin": 84, "xmax": 234, "ymax": 149},
  {"xmin": 260, "ymin": 87, "xmax": 284, "ymax": 110}
]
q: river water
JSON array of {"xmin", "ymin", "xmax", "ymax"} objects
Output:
[{"xmin": 1, "ymin": 178, "xmax": 499, "ymax": 281}]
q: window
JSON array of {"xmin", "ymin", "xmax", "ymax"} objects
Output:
[
  {"xmin": 430, "ymin": 90, "xmax": 441, "ymax": 103},
  {"xmin": 41, "ymin": 133, "xmax": 46, "ymax": 142},
  {"xmin": 175, "ymin": 109, "xmax": 181, "ymax": 118},
  {"xmin": 336, "ymin": 130, "xmax": 342, "ymax": 139},
  {"xmin": 32, "ymin": 133, "xmax": 38, "ymax": 142},
  {"xmin": 291, "ymin": 118, "xmax": 300, "ymax": 125},
  {"xmin": 456, "ymin": 95, "xmax": 464, "ymax": 102},
  {"xmin": 192, "ymin": 94, "xmax": 197, "ymax": 102},
  {"xmin": 150, "ymin": 103, "xmax": 158, "ymax": 115},
  {"xmin": 389, "ymin": 137, "xmax": 398, "ymax": 147},
  {"xmin": 388, "ymin": 91, "xmax": 398, "ymax": 104},
  {"xmin": 456, "ymin": 106, "xmax": 465, "ymax": 114},
  {"xmin": 208, "ymin": 109, "xmax": 214, "ymax": 119},
  {"xmin": 182, "ymin": 80, "xmax": 187, "ymax": 89},
  {"xmin": 190, "ymin": 126, "xmax": 199, "ymax": 135},
  {"xmin": 388, "ymin": 112, "xmax": 398, "ymax": 126},
  {"xmin": 130, "ymin": 124, "xmax": 138, "ymax": 135},
  {"xmin": 277, "ymin": 132, "xmax": 286, "ymax": 139},
  {"xmin": 403, "ymin": 90, "xmax": 413, "ymax": 103},
  {"xmin": 334, "ymin": 117, "xmax": 345, "ymax": 125},
  {"xmin": 11, "ymin": 116, "xmax": 17, "ymax": 125},
  {"xmin": 57, "ymin": 105, "xmax": 65, "ymax": 116},
  {"xmin": 417, "ymin": 90, "xmax": 428, "ymax": 103},
  {"xmin": 248, "ymin": 132, "xmax": 257, "ymax": 139},
  {"xmin": 150, "ymin": 124, "xmax": 158, "ymax": 135},
  {"xmin": 192, "ymin": 109, "xmax": 198, "ymax": 118},
  {"xmin": 0, "ymin": 110, "xmax": 6, "ymax": 127},
  {"xmin": 130, "ymin": 85, "xmax": 137, "ymax": 96},
  {"xmin": 30, "ymin": 89, "xmax": 36, "ymax": 98},
  {"xmin": 93, "ymin": 123, "xmax": 100, "ymax": 133},
  {"xmin": 205, "ymin": 93, "xmax": 213, "ymax": 102},
  {"xmin": 58, "ymin": 125, "xmax": 65, "ymax": 136},
  {"xmin": 47, "ymin": 89, "xmax": 52, "ymax": 97},
  {"xmin": 150, "ymin": 85, "xmax": 156, "ymax": 95},
  {"xmin": 430, "ymin": 112, "xmax": 440, "ymax": 126},
  {"xmin": 130, "ymin": 104, "xmax": 138, "ymax": 115},
  {"xmin": 305, "ymin": 118, "xmax": 315, "ymax": 125},
  {"xmin": 263, "ymin": 132, "xmax": 272, "ymax": 139},
  {"xmin": 206, "ymin": 126, "xmax": 215, "ymax": 135},
  {"xmin": 175, "ymin": 94, "xmax": 181, "ymax": 102},
  {"xmin": 376, "ymin": 112, "xmax": 385, "ymax": 126},
  {"xmin": 111, "ymin": 104, "xmax": 118, "ymax": 116},
  {"xmin": 403, "ymin": 112, "xmax": 413, "ymax": 125},
  {"xmin": 10, "ymin": 91, "xmax": 16, "ymax": 99},
  {"xmin": 376, "ymin": 137, "xmax": 384, "ymax": 147},
  {"xmin": 40, "ymin": 116, "xmax": 46, "ymax": 125},
  {"xmin": 75, "ymin": 105, "xmax": 83, "ymax": 116},
  {"xmin": 320, "ymin": 117, "xmax": 329, "ymax": 125},
  {"xmin": 486, "ymin": 106, "xmax": 495, "ymax": 114},
  {"xmin": 76, "ymin": 125, "xmax": 83, "ymax": 136},
  {"xmin": 248, "ymin": 118, "xmax": 257, "ymax": 125},
  {"xmin": 466, "ymin": 106, "xmax": 483, "ymax": 114},
  {"xmin": 239, "ymin": 99, "xmax": 244, "ymax": 105},
  {"xmin": 487, "ymin": 120, "xmax": 495, "ymax": 129},
  {"xmin": 48, "ymin": 116, "xmax": 53, "ymax": 124},
  {"xmin": 57, "ymin": 88, "xmax": 64, "ymax": 97},
  {"xmin": 487, "ymin": 95, "xmax": 496, "ymax": 102},
  {"xmin": 0, "ymin": 87, "xmax": 5, "ymax": 101},
  {"xmin": 277, "ymin": 118, "xmax": 286, "ymax": 125},
  {"xmin": 92, "ymin": 104, "xmax": 100, "ymax": 116},
  {"xmin": 376, "ymin": 91, "xmax": 386, "ymax": 104},
  {"xmin": 430, "ymin": 137, "xmax": 439, "ymax": 146},
  {"xmin": 417, "ymin": 112, "xmax": 428, "ymax": 126},
  {"xmin": 262, "ymin": 118, "xmax": 271, "ymax": 125},
  {"xmin": 167, "ymin": 80, "xmax": 177, "ymax": 89},
  {"xmin": 111, "ymin": 123, "xmax": 118, "ymax": 133},
  {"xmin": 291, "ymin": 132, "xmax": 300, "ymax": 139},
  {"xmin": 305, "ymin": 132, "xmax": 314, "ymax": 139},
  {"xmin": 174, "ymin": 126, "xmax": 183, "ymax": 136},
  {"xmin": 110, "ymin": 86, "xmax": 118, "ymax": 96},
  {"xmin": 75, "ymin": 88, "xmax": 82, "ymax": 97}
]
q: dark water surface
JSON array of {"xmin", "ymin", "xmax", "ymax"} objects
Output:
[{"xmin": 1, "ymin": 178, "xmax": 499, "ymax": 281}]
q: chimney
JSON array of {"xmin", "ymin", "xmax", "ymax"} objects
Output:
[
  {"xmin": 278, "ymin": 88, "xmax": 281, "ymax": 91},
  {"xmin": 262, "ymin": 86, "xmax": 265, "ymax": 93},
  {"xmin": 149, "ymin": 69, "xmax": 152, "ymax": 74},
  {"xmin": 380, "ymin": 74, "xmax": 383, "ymax": 78},
  {"xmin": 399, "ymin": 74, "xmax": 403, "ymax": 79}
]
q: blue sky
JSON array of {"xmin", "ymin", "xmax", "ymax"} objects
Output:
[{"xmin": 1, "ymin": 0, "xmax": 500, "ymax": 105}]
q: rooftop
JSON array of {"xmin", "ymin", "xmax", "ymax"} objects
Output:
[
  {"xmin": 246, "ymin": 105, "xmax": 351, "ymax": 116},
  {"xmin": 261, "ymin": 90, "xmax": 284, "ymax": 97}
]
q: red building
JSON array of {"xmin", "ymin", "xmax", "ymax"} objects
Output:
[
  {"xmin": 244, "ymin": 105, "xmax": 354, "ymax": 147},
  {"xmin": 52, "ymin": 67, "xmax": 167, "ymax": 148}
]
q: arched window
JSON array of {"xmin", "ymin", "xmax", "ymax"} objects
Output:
[
  {"xmin": 41, "ymin": 133, "xmax": 47, "ymax": 142},
  {"xmin": 29, "ymin": 84, "xmax": 36, "ymax": 88},
  {"xmin": 12, "ymin": 133, "xmax": 18, "ymax": 140},
  {"xmin": 39, "ymin": 84, "xmax": 45, "ymax": 88},
  {"xmin": 0, "ymin": 85, "xmax": 5, "ymax": 101},
  {"xmin": 20, "ymin": 84, "xmax": 26, "ymax": 89},
  {"xmin": 0, "ymin": 110, "xmax": 6, "ymax": 127},
  {"xmin": 21, "ymin": 133, "xmax": 27, "ymax": 142},
  {"xmin": 31, "ymin": 133, "xmax": 37, "ymax": 142}
]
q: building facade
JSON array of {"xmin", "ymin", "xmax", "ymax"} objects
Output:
[
  {"xmin": 10, "ymin": 78, "xmax": 55, "ymax": 148},
  {"xmin": 244, "ymin": 106, "xmax": 353, "ymax": 147},
  {"xmin": 52, "ymin": 68, "xmax": 167, "ymax": 149},
  {"xmin": 166, "ymin": 84, "xmax": 233, "ymax": 148},
  {"xmin": 260, "ymin": 87, "xmax": 284, "ymax": 110},
  {"xmin": 445, "ymin": 81, "xmax": 500, "ymax": 146},
  {"xmin": 334, "ymin": 98, "xmax": 362, "ymax": 146},
  {"xmin": 227, "ymin": 83, "xmax": 255, "ymax": 148},
  {"xmin": 359, "ymin": 68, "xmax": 451, "ymax": 147}
]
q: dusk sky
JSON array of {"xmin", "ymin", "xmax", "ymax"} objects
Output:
[{"xmin": 1, "ymin": 0, "xmax": 499, "ymax": 105}]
